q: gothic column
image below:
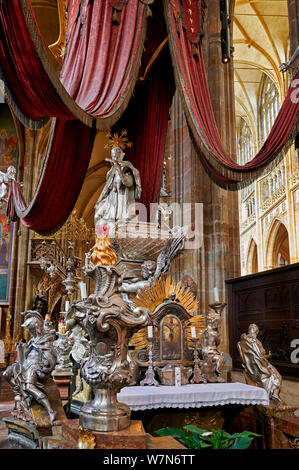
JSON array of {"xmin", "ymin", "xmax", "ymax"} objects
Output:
[
  {"xmin": 168, "ymin": 0, "xmax": 240, "ymax": 355},
  {"xmin": 12, "ymin": 130, "xmax": 32, "ymax": 338}
]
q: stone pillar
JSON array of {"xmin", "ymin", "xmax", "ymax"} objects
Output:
[
  {"xmin": 168, "ymin": 0, "xmax": 240, "ymax": 355},
  {"xmin": 10, "ymin": 121, "xmax": 54, "ymax": 340},
  {"xmin": 12, "ymin": 129, "xmax": 36, "ymax": 339},
  {"xmin": 287, "ymin": 0, "xmax": 299, "ymax": 56}
]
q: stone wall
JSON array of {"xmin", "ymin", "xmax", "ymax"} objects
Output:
[{"xmin": 166, "ymin": 0, "xmax": 240, "ymax": 355}]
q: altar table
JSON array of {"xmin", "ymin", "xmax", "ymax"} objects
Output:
[{"xmin": 117, "ymin": 382, "xmax": 269, "ymax": 411}]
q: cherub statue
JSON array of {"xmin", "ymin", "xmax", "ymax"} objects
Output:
[
  {"xmin": 201, "ymin": 313, "xmax": 225, "ymax": 382},
  {"xmin": 3, "ymin": 310, "xmax": 58, "ymax": 423},
  {"xmin": 120, "ymin": 260, "xmax": 156, "ymax": 306},
  {"xmin": 120, "ymin": 226, "xmax": 187, "ymax": 305},
  {"xmin": 0, "ymin": 165, "xmax": 16, "ymax": 207},
  {"xmin": 237, "ymin": 323, "xmax": 282, "ymax": 403},
  {"xmin": 94, "ymin": 133, "xmax": 141, "ymax": 231}
]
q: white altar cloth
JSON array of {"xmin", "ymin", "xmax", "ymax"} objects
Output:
[{"xmin": 117, "ymin": 382, "xmax": 269, "ymax": 411}]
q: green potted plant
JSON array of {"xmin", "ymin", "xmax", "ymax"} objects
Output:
[{"xmin": 156, "ymin": 425, "xmax": 261, "ymax": 449}]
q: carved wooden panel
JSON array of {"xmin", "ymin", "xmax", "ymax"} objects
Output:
[{"xmin": 226, "ymin": 263, "xmax": 299, "ymax": 378}]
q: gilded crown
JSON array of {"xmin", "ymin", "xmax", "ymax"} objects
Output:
[{"xmin": 104, "ymin": 130, "xmax": 132, "ymax": 151}]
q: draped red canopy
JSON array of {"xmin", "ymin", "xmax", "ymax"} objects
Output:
[
  {"xmin": 0, "ymin": 0, "xmax": 152, "ymax": 232},
  {"xmin": 1, "ymin": 0, "xmax": 298, "ymax": 233},
  {"xmin": 113, "ymin": 47, "xmax": 175, "ymax": 211},
  {"xmin": 7, "ymin": 119, "xmax": 95, "ymax": 233}
]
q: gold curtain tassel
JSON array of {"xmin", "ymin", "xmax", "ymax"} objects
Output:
[
  {"xmin": 192, "ymin": 44, "xmax": 199, "ymax": 58},
  {"xmin": 112, "ymin": 9, "xmax": 120, "ymax": 26},
  {"xmin": 146, "ymin": 5, "xmax": 152, "ymax": 18}
]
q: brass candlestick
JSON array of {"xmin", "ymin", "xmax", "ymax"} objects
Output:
[
  {"xmin": 140, "ymin": 336, "xmax": 159, "ymax": 386},
  {"xmin": 190, "ymin": 337, "xmax": 206, "ymax": 384}
]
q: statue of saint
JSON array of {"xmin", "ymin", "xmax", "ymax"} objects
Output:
[
  {"xmin": 201, "ymin": 313, "xmax": 225, "ymax": 382},
  {"xmin": 237, "ymin": 323, "xmax": 282, "ymax": 403},
  {"xmin": 3, "ymin": 310, "xmax": 58, "ymax": 423},
  {"xmin": 94, "ymin": 145, "xmax": 141, "ymax": 230}
]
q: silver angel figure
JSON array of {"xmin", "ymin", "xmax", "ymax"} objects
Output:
[
  {"xmin": 3, "ymin": 310, "xmax": 58, "ymax": 423},
  {"xmin": 120, "ymin": 260, "xmax": 156, "ymax": 306},
  {"xmin": 237, "ymin": 323, "xmax": 282, "ymax": 403},
  {"xmin": 53, "ymin": 332, "xmax": 72, "ymax": 371},
  {"xmin": 120, "ymin": 226, "xmax": 187, "ymax": 305},
  {"xmin": 94, "ymin": 146, "xmax": 141, "ymax": 229},
  {"xmin": 0, "ymin": 165, "xmax": 16, "ymax": 207},
  {"xmin": 201, "ymin": 314, "xmax": 225, "ymax": 382}
]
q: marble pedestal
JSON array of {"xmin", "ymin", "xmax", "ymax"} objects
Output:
[
  {"xmin": 3, "ymin": 378, "xmax": 67, "ymax": 449},
  {"xmin": 63, "ymin": 419, "xmax": 148, "ymax": 449},
  {"xmin": 52, "ymin": 369, "xmax": 73, "ymax": 402},
  {"xmin": 41, "ymin": 419, "xmax": 186, "ymax": 449}
]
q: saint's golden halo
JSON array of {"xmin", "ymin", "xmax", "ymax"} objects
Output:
[
  {"xmin": 130, "ymin": 275, "xmax": 206, "ymax": 350},
  {"xmin": 104, "ymin": 130, "xmax": 133, "ymax": 151}
]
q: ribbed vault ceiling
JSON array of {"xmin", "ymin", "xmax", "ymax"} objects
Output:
[{"xmin": 233, "ymin": 0, "xmax": 290, "ymax": 148}]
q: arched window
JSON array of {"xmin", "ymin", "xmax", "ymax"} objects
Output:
[
  {"xmin": 271, "ymin": 178, "xmax": 274, "ymax": 193},
  {"xmin": 259, "ymin": 74, "xmax": 280, "ymax": 147},
  {"xmin": 237, "ymin": 119, "xmax": 254, "ymax": 165}
]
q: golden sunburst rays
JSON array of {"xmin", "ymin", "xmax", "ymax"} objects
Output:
[
  {"xmin": 185, "ymin": 314, "xmax": 207, "ymax": 348},
  {"xmin": 104, "ymin": 130, "xmax": 132, "ymax": 151},
  {"xmin": 130, "ymin": 275, "xmax": 206, "ymax": 351},
  {"xmin": 133, "ymin": 275, "xmax": 198, "ymax": 314},
  {"xmin": 129, "ymin": 327, "xmax": 148, "ymax": 351}
]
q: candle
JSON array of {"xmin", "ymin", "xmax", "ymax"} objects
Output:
[
  {"xmin": 214, "ymin": 287, "xmax": 219, "ymax": 303},
  {"xmin": 148, "ymin": 326, "xmax": 153, "ymax": 338},
  {"xmin": 175, "ymin": 367, "xmax": 181, "ymax": 387},
  {"xmin": 191, "ymin": 326, "xmax": 196, "ymax": 338},
  {"xmin": 79, "ymin": 282, "xmax": 87, "ymax": 299},
  {"xmin": 65, "ymin": 300, "xmax": 70, "ymax": 311}
]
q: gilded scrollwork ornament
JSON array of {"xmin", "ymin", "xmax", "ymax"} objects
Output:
[{"xmin": 66, "ymin": 235, "xmax": 150, "ymax": 431}]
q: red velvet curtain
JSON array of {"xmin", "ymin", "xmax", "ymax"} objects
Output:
[
  {"xmin": 113, "ymin": 48, "xmax": 175, "ymax": 211},
  {"xmin": 164, "ymin": 0, "xmax": 299, "ymax": 187},
  {"xmin": 0, "ymin": 0, "xmax": 75, "ymax": 128},
  {"xmin": 0, "ymin": 0, "xmax": 150, "ymax": 129},
  {"xmin": 7, "ymin": 119, "xmax": 95, "ymax": 233},
  {"xmin": 0, "ymin": 0, "xmax": 151, "ymax": 232},
  {"xmin": 61, "ymin": 0, "xmax": 148, "ymax": 125}
]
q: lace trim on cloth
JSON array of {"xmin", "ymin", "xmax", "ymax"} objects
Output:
[
  {"xmin": 123, "ymin": 399, "xmax": 270, "ymax": 411},
  {"xmin": 117, "ymin": 382, "xmax": 270, "ymax": 411}
]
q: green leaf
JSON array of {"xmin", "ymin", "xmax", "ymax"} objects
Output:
[
  {"xmin": 231, "ymin": 437, "xmax": 254, "ymax": 449},
  {"xmin": 200, "ymin": 441, "xmax": 213, "ymax": 449},
  {"xmin": 184, "ymin": 426, "xmax": 214, "ymax": 444},
  {"xmin": 229, "ymin": 431, "xmax": 261, "ymax": 439},
  {"xmin": 191, "ymin": 434, "xmax": 211, "ymax": 449},
  {"xmin": 183, "ymin": 425, "xmax": 211, "ymax": 435},
  {"xmin": 156, "ymin": 426, "xmax": 260, "ymax": 450},
  {"xmin": 155, "ymin": 427, "xmax": 189, "ymax": 439}
]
